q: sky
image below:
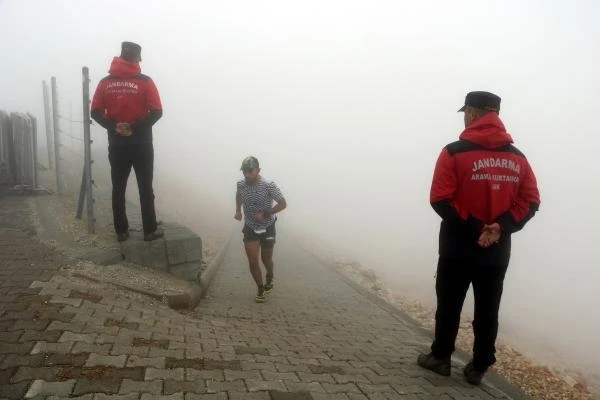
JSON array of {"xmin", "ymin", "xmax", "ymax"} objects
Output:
[{"xmin": 1, "ymin": 0, "xmax": 600, "ymax": 378}]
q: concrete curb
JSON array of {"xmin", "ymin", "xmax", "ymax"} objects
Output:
[{"xmin": 198, "ymin": 226, "xmax": 234, "ymax": 296}]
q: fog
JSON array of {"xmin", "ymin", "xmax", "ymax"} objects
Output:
[{"xmin": 2, "ymin": 0, "xmax": 600, "ymax": 378}]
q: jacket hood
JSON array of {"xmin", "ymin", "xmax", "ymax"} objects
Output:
[
  {"xmin": 108, "ymin": 56, "xmax": 141, "ymax": 78},
  {"xmin": 459, "ymin": 112, "xmax": 513, "ymax": 149}
]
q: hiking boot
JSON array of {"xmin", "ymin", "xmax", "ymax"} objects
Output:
[
  {"xmin": 144, "ymin": 229, "xmax": 164, "ymax": 241},
  {"xmin": 463, "ymin": 361, "xmax": 486, "ymax": 385},
  {"xmin": 255, "ymin": 286, "xmax": 266, "ymax": 303},
  {"xmin": 417, "ymin": 353, "xmax": 451, "ymax": 376},
  {"xmin": 116, "ymin": 232, "xmax": 129, "ymax": 242},
  {"xmin": 264, "ymin": 275, "xmax": 274, "ymax": 293}
]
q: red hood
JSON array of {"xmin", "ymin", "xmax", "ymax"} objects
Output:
[
  {"xmin": 108, "ymin": 56, "xmax": 141, "ymax": 78},
  {"xmin": 459, "ymin": 112, "xmax": 513, "ymax": 149}
]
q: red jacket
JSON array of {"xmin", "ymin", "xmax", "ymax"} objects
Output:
[
  {"xmin": 91, "ymin": 57, "xmax": 162, "ymax": 145},
  {"xmin": 430, "ymin": 113, "xmax": 540, "ymax": 264}
]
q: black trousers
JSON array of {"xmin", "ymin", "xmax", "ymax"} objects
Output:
[
  {"xmin": 431, "ymin": 257, "xmax": 508, "ymax": 370},
  {"xmin": 108, "ymin": 143, "xmax": 157, "ymax": 235}
]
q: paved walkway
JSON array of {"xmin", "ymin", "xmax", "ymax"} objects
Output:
[{"xmin": 0, "ymin": 194, "xmax": 529, "ymax": 399}]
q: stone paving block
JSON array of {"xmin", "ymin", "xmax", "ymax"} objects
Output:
[
  {"xmin": 46, "ymin": 395, "xmax": 94, "ymax": 400},
  {"xmin": 119, "ymin": 378, "xmax": 163, "ymax": 394},
  {"xmin": 83, "ymin": 324, "xmax": 120, "ymax": 336},
  {"xmin": 141, "ymin": 393, "xmax": 184, "ymax": 400},
  {"xmin": 94, "ymin": 395, "xmax": 141, "ymax": 400},
  {"xmin": 321, "ymin": 382, "xmax": 362, "ymax": 394},
  {"xmin": 0, "ymin": 381, "xmax": 30, "ymax": 400},
  {"xmin": 346, "ymin": 394, "xmax": 369, "ymax": 400},
  {"xmin": 29, "ymin": 281, "xmax": 59, "ymax": 289},
  {"xmin": 44, "ymin": 352, "xmax": 89, "ymax": 367},
  {"xmin": 205, "ymin": 379, "xmax": 247, "ymax": 393},
  {"xmin": 96, "ymin": 334, "xmax": 120, "ymax": 345},
  {"xmin": 11, "ymin": 320, "xmax": 50, "ymax": 331},
  {"xmin": 11, "ymin": 366, "xmax": 58, "ymax": 383},
  {"xmin": 229, "ymin": 392, "xmax": 271, "ymax": 400},
  {"xmin": 1, "ymin": 354, "xmax": 44, "ymax": 368},
  {"xmin": 148, "ymin": 348, "xmax": 185, "ymax": 358},
  {"xmin": 241, "ymin": 361, "xmax": 277, "ymax": 372},
  {"xmin": 262, "ymin": 371, "xmax": 301, "ymax": 382},
  {"xmin": 186, "ymin": 368, "xmax": 224, "ymax": 381},
  {"xmin": 47, "ymin": 320, "xmax": 86, "ymax": 332},
  {"xmin": 297, "ymin": 372, "xmax": 336, "ymax": 383},
  {"xmin": 73, "ymin": 343, "xmax": 113, "ymax": 355},
  {"xmin": 185, "ymin": 394, "xmax": 228, "ymax": 400},
  {"xmin": 86, "ymin": 354, "xmax": 127, "ymax": 368},
  {"xmin": 356, "ymin": 383, "xmax": 395, "ymax": 394},
  {"xmin": 24, "ymin": 379, "xmax": 76, "ymax": 398},
  {"xmin": 126, "ymin": 355, "xmax": 165, "ymax": 369},
  {"xmin": 333, "ymin": 374, "xmax": 371, "ymax": 384},
  {"xmin": 38, "ymin": 288, "xmax": 71, "ymax": 297},
  {"xmin": 72, "ymin": 378, "xmax": 121, "ymax": 396},
  {"xmin": 59, "ymin": 331, "xmax": 97, "ymax": 344},
  {"xmin": 269, "ymin": 391, "xmax": 314, "ymax": 400},
  {"xmin": 246, "ymin": 379, "xmax": 287, "ymax": 392},
  {"xmin": 145, "ymin": 367, "xmax": 185, "ymax": 381},
  {"xmin": 167, "ymin": 340, "xmax": 189, "ymax": 350},
  {"xmin": 112, "ymin": 345, "xmax": 150, "ymax": 357},
  {"xmin": 163, "ymin": 379, "xmax": 206, "ymax": 395},
  {"xmin": 284, "ymin": 381, "xmax": 325, "ymax": 393},
  {"xmin": 50, "ymin": 297, "xmax": 83, "ymax": 307},
  {"xmin": 224, "ymin": 369, "xmax": 262, "ymax": 381},
  {"xmin": 30, "ymin": 341, "xmax": 74, "ymax": 355},
  {"xmin": 276, "ymin": 363, "xmax": 310, "ymax": 373},
  {"xmin": 310, "ymin": 393, "xmax": 350, "ymax": 400},
  {"xmin": 19, "ymin": 330, "xmax": 62, "ymax": 343},
  {"xmin": 0, "ymin": 341, "xmax": 35, "ymax": 354},
  {"xmin": 0, "ymin": 331, "xmax": 23, "ymax": 342}
]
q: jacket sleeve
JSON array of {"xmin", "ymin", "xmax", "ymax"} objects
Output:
[
  {"xmin": 90, "ymin": 82, "xmax": 116, "ymax": 131},
  {"xmin": 496, "ymin": 161, "xmax": 540, "ymax": 234},
  {"xmin": 430, "ymin": 147, "xmax": 484, "ymax": 236},
  {"xmin": 132, "ymin": 79, "xmax": 163, "ymax": 131}
]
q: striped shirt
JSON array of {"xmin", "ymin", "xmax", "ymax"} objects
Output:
[{"xmin": 237, "ymin": 177, "xmax": 284, "ymax": 232}]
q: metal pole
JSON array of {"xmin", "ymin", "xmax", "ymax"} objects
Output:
[
  {"xmin": 82, "ymin": 67, "xmax": 95, "ymax": 233},
  {"xmin": 42, "ymin": 81, "xmax": 54, "ymax": 169},
  {"xmin": 51, "ymin": 77, "xmax": 62, "ymax": 194},
  {"xmin": 76, "ymin": 164, "xmax": 86, "ymax": 219}
]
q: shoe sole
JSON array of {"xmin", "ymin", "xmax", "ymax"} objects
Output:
[
  {"xmin": 417, "ymin": 358, "xmax": 451, "ymax": 376},
  {"xmin": 254, "ymin": 297, "xmax": 266, "ymax": 303}
]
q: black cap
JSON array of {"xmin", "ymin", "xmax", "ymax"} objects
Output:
[
  {"xmin": 120, "ymin": 41, "xmax": 142, "ymax": 62},
  {"xmin": 240, "ymin": 156, "xmax": 259, "ymax": 171},
  {"xmin": 458, "ymin": 91, "xmax": 501, "ymax": 112}
]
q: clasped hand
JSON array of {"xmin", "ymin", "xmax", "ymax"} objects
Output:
[{"xmin": 478, "ymin": 222, "xmax": 501, "ymax": 248}]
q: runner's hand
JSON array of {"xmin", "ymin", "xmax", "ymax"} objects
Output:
[{"xmin": 234, "ymin": 211, "xmax": 242, "ymax": 221}]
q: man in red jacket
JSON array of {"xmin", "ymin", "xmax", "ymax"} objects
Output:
[
  {"xmin": 91, "ymin": 41, "xmax": 163, "ymax": 242},
  {"xmin": 417, "ymin": 91, "xmax": 540, "ymax": 385}
]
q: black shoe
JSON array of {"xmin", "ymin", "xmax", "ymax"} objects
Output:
[
  {"xmin": 144, "ymin": 229, "xmax": 164, "ymax": 241},
  {"xmin": 417, "ymin": 353, "xmax": 451, "ymax": 376},
  {"xmin": 264, "ymin": 275, "xmax": 274, "ymax": 293},
  {"xmin": 463, "ymin": 361, "xmax": 486, "ymax": 385},
  {"xmin": 116, "ymin": 232, "xmax": 129, "ymax": 242},
  {"xmin": 255, "ymin": 286, "xmax": 266, "ymax": 303}
]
